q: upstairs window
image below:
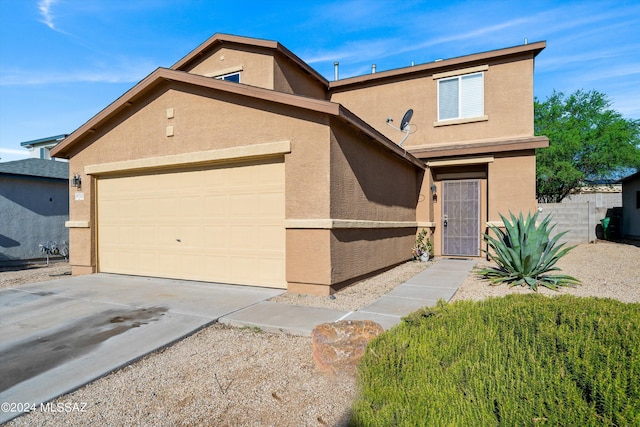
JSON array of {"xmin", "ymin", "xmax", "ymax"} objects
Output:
[
  {"xmin": 216, "ymin": 72, "xmax": 241, "ymax": 83},
  {"xmin": 438, "ymin": 72, "xmax": 484, "ymax": 121}
]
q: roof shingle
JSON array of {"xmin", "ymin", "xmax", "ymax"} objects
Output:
[{"xmin": 0, "ymin": 158, "xmax": 69, "ymax": 180}]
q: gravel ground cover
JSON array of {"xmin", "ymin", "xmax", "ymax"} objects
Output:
[{"xmin": 3, "ymin": 240, "xmax": 639, "ymax": 426}]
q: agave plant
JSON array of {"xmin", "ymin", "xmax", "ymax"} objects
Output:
[{"xmin": 478, "ymin": 211, "xmax": 580, "ymax": 291}]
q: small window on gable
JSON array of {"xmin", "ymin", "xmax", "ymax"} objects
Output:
[
  {"xmin": 438, "ymin": 72, "xmax": 484, "ymax": 121},
  {"xmin": 216, "ymin": 72, "xmax": 240, "ymax": 83}
]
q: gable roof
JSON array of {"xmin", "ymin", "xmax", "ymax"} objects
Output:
[
  {"xmin": 50, "ymin": 67, "xmax": 424, "ymax": 169},
  {"xmin": 171, "ymin": 33, "xmax": 329, "ymax": 88},
  {"xmin": 0, "ymin": 158, "xmax": 69, "ymax": 180}
]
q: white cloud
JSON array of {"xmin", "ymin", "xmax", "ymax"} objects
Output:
[
  {"xmin": 0, "ymin": 58, "xmax": 156, "ymax": 86},
  {"xmin": 304, "ymin": 38, "xmax": 398, "ymax": 64},
  {"xmin": 38, "ymin": 0, "xmax": 58, "ymax": 30}
]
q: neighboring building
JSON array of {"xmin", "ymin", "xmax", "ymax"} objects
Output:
[
  {"xmin": 620, "ymin": 171, "xmax": 640, "ymax": 239},
  {"xmin": 20, "ymin": 134, "xmax": 68, "ymax": 160},
  {"xmin": 0, "ymin": 158, "xmax": 69, "ymax": 263},
  {"xmin": 51, "ymin": 33, "xmax": 547, "ymax": 294}
]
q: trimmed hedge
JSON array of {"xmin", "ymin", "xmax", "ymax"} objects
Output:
[{"xmin": 352, "ymin": 295, "xmax": 640, "ymax": 426}]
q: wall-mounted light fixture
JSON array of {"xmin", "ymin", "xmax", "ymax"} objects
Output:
[
  {"xmin": 430, "ymin": 184, "xmax": 437, "ymax": 193},
  {"xmin": 71, "ymin": 174, "xmax": 82, "ymax": 188}
]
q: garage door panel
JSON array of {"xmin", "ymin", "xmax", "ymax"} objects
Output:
[
  {"xmin": 230, "ymin": 194, "xmax": 254, "ymax": 217},
  {"xmin": 259, "ymin": 227, "xmax": 285, "ymax": 251},
  {"xmin": 179, "ymin": 226, "xmax": 206, "ymax": 248},
  {"xmin": 259, "ymin": 193, "xmax": 285, "ymax": 217},
  {"xmin": 229, "ymin": 226, "xmax": 253, "ymax": 250},
  {"xmin": 98, "ymin": 158, "xmax": 285, "ymax": 288},
  {"xmin": 204, "ymin": 195, "xmax": 230, "ymax": 217},
  {"xmin": 204, "ymin": 225, "xmax": 230, "ymax": 249},
  {"xmin": 180, "ymin": 196, "xmax": 204, "ymax": 219},
  {"xmin": 157, "ymin": 198, "xmax": 178, "ymax": 219},
  {"xmin": 138, "ymin": 198, "xmax": 158, "ymax": 219}
]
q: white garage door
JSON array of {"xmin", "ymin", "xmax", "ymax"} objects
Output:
[{"xmin": 97, "ymin": 158, "xmax": 285, "ymax": 288}]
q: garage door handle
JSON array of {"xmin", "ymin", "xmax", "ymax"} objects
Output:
[{"xmin": 176, "ymin": 239, "xmax": 181, "ymax": 242}]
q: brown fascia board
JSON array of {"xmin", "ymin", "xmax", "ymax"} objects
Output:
[
  {"xmin": 329, "ymin": 41, "xmax": 546, "ymax": 90},
  {"xmin": 51, "ymin": 68, "xmax": 424, "ymax": 169},
  {"xmin": 408, "ymin": 136, "xmax": 549, "ymax": 159},
  {"xmin": 170, "ymin": 33, "xmax": 329, "ymax": 88}
]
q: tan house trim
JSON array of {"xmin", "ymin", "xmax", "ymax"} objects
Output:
[
  {"xmin": 85, "ymin": 141, "xmax": 291, "ymax": 175},
  {"xmin": 432, "ymin": 64, "xmax": 489, "ymax": 79},
  {"xmin": 203, "ymin": 65, "xmax": 244, "ymax": 77},
  {"xmin": 65, "ymin": 220, "xmax": 90, "ymax": 228},
  {"xmin": 417, "ymin": 222, "xmax": 437, "ymax": 228},
  {"xmin": 285, "ymin": 219, "xmax": 418, "ymax": 229},
  {"xmin": 434, "ymin": 115, "xmax": 489, "ymax": 127}
]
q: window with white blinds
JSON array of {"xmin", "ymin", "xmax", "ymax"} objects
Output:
[{"xmin": 438, "ymin": 72, "xmax": 484, "ymax": 121}]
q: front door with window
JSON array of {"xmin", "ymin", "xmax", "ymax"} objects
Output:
[{"xmin": 442, "ymin": 180, "xmax": 480, "ymax": 256}]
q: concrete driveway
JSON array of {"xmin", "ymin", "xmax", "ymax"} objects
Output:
[{"xmin": 0, "ymin": 273, "xmax": 283, "ymax": 424}]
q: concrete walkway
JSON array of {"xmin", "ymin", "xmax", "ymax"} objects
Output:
[{"xmin": 220, "ymin": 258, "xmax": 477, "ymax": 334}]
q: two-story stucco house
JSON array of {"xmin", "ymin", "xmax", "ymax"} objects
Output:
[{"xmin": 51, "ymin": 33, "xmax": 547, "ymax": 295}]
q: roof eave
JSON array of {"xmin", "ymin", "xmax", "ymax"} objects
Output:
[
  {"xmin": 337, "ymin": 106, "xmax": 425, "ymax": 169},
  {"xmin": 408, "ymin": 136, "xmax": 549, "ymax": 159},
  {"xmin": 330, "ymin": 41, "xmax": 546, "ymax": 90},
  {"xmin": 20, "ymin": 134, "xmax": 68, "ymax": 148}
]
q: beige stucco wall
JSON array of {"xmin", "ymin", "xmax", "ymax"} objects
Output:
[
  {"xmin": 329, "ymin": 119, "xmax": 419, "ymax": 221},
  {"xmin": 274, "ymin": 53, "xmax": 327, "ymax": 99},
  {"xmin": 330, "ymin": 228, "xmax": 415, "ymax": 287},
  {"xmin": 330, "ymin": 53, "xmax": 535, "ymax": 147},
  {"xmin": 185, "ymin": 46, "xmax": 275, "ymax": 90},
  {"xmin": 180, "ymin": 45, "xmax": 327, "ymax": 100},
  {"xmin": 487, "ymin": 151, "xmax": 538, "ymax": 220}
]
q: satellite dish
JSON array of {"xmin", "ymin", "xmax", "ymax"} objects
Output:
[
  {"xmin": 400, "ymin": 109, "xmax": 413, "ymax": 131},
  {"xmin": 385, "ymin": 108, "xmax": 415, "ymax": 147}
]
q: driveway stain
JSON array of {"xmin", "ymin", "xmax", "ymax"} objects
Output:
[{"xmin": 0, "ymin": 306, "xmax": 167, "ymax": 392}]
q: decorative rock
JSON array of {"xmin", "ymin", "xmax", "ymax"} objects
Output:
[{"xmin": 311, "ymin": 319, "xmax": 384, "ymax": 375}]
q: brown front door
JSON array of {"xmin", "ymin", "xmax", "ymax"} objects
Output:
[{"xmin": 442, "ymin": 180, "xmax": 480, "ymax": 256}]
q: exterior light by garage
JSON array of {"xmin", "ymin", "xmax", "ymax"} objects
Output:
[{"xmin": 71, "ymin": 174, "xmax": 82, "ymax": 188}]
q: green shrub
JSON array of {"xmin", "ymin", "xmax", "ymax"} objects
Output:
[
  {"xmin": 478, "ymin": 211, "xmax": 580, "ymax": 290},
  {"xmin": 351, "ymin": 295, "xmax": 640, "ymax": 426}
]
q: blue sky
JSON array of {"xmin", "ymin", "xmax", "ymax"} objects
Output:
[{"xmin": 1, "ymin": 0, "xmax": 639, "ymax": 162}]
